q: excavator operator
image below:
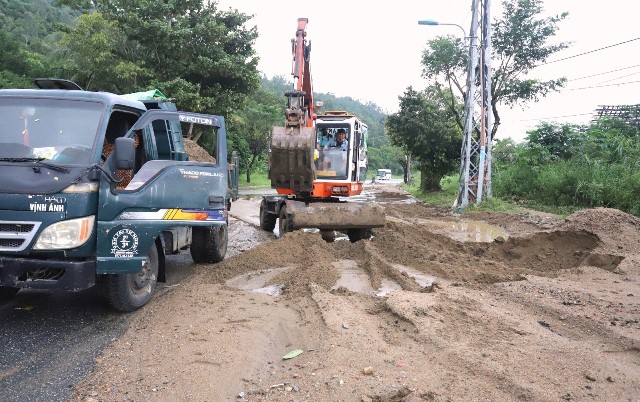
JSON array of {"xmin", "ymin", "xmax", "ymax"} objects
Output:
[{"xmin": 325, "ymin": 128, "xmax": 348, "ymax": 151}]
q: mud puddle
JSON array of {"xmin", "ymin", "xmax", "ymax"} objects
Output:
[
  {"xmin": 225, "ymin": 267, "xmax": 292, "ymax": 296},
  {"xmin": 393, "ymin": 263, "xmax": 438, "ymax": 288},
  {"xmin": 349, "ymin": 190, "xmax": 416, "ymax": 205},
  {"xmin": 387, "ymin": 216, "xmax": 509, "ymax": 242}
]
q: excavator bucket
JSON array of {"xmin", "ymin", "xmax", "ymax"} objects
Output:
[
  {"xmin": 286, "ymin": 200, "xmax": 386, "ymax": 230},
  {"xmin": 269, "ymin": 125, "xmax": 316, "ymax": 192}
]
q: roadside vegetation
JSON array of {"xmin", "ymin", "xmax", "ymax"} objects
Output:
[{"xmin": 404, "ymin": 116, "xmax": 640, "ymax": 218}]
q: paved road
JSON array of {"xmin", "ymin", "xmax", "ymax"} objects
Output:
[{"xmin": 0, "ymin": 252, "xmax": 196, "ymax": 402}]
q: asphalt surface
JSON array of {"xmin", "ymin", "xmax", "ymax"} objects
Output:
[{"xmin": 0, "ymin": 252, "xmax": 196, "ymax": 402}]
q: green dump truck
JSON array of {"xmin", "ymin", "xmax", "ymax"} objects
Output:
[{"xmin": 0, "ymin": 79, "xmax": 238, "ymax": 311}]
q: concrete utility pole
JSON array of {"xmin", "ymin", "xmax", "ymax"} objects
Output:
[{"xmin": 454, "ymin": 0, "xmax": 492, "ymax": 211}]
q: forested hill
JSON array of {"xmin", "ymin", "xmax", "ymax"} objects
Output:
[{"xmin": 262, "ymin": 75, "xmax": 389, "ymax": 148}]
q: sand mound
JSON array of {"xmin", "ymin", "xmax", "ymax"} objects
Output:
[
  {"xmin": 203, "ymin": 215, "xmax": 623, "ymax": 298},
  {"xmin": 558, "ymin": 207, "xmax": 640, "ymax": 254}
]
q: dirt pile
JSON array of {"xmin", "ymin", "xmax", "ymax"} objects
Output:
[
  {"xmin": 73, "ymin": 192, "xmax": 640, "ymax": 402},
  {"xmin": 183, "ymin": 137, "xmax": 216, "ymax": 163},
  {"xmin": 558, "ymin": 207, "xmax": 640, "ymax": 254},
  {"xmin": 203, "ymin": 202, "xmax": 621, "ymax": 294}
]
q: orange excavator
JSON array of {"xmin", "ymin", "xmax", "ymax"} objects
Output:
[{"xmin": 259, "ymin": 18, "xmax": 385, "ymax": 242}]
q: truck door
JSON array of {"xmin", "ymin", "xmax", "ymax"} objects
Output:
[{"xmin": 95, "ymin": 111, "xmax": 229, "ymax": 274}]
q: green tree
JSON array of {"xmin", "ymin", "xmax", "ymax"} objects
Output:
[
  {"xmin": 386, "ymin": 86, "xmax": 461, "ymax": 191},
  {"xmin": 367, "ymin": 145, "xmax": 406, "ymax": 179},
  {"xmin": 525, "ymin": 122, "xmax": 581, "ymax": 160},
  {"xmin": 229, "ymin": 89, "xmax": 283, "ymax": 182},
  {"xmin": 420, "ymin": 0, "xmax": 569, "ymax": 138},
  {"xmin": 58, "ymin": 12, "xmax": 146, "ymax": 91},
  {"xmin": 57, "ymin": 0, "xmax": 260, "ymax": 114}
]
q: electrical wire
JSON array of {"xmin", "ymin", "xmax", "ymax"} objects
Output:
[
  {"xmin": 594, "ymin": 71, "xmax": 640, "ymax": 85},
  {"xmin": 563, "ymin": 80, "xmax": 640, "ymax": 91},
  {"xmin": 569, "ymin": 64, "xmax": 640, "ymax": 81},
  {"xmin": 538, "ymin": 37, "xmax": 640, "ymax": 66},
  {"xmin": 513, "ymin": 112, "xmax": 592, "ymax": 122}
]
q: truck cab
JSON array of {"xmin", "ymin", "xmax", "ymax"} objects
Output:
[{"xmin": 0, "ymin": 84, "xmax": 235, "ymax": 311}]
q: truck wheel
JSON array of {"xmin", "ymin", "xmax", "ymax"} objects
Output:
[
  {"xmin": 278, "ymin": 205, "xmax": 293, "ymax": 236},
  {"xmin": 260, "ymin": 199, "xmax": 277, "ymax": 232},
  {"xmin": 0, "ymin": 286, "xmax": 19, "ymax": 299},
  {"xmin": 103, "ymin": 243, "xmax": 159, "ymax": 312},
  {"xmin": 347, "ymin": 228, "xmax": 372, "ymax": 243},
  {"xmin": 190, "ymin": 225, "xmax": 228, "ymax": 263}
]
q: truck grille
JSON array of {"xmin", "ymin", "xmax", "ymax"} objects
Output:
[
  {"xmin": 0, "ymin": 239, "xmax": 25, "ymax": 248},
  {"xmin": 0, "ymin": 220, "xmax": 42, "ymax": 251}
]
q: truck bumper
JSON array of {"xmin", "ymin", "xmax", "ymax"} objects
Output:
[{"xmin": 0, "ymin": 256, "xmax": 96, "ymax": 291}]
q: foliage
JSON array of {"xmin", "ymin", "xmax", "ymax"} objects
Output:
[
  {"xmin": 228, "ymin": 88, "xmax": 283, "ymax": 183},
  {"xmin": 386, "ymin": 86, "xmax": 461, "ymax": 191},
  {"xmin": 56, "ymin": 0, "xmax": 260, "ymax": 115},
  {"xmin": 367, "ymin": 146, "xmax": 405, "ymax": 178},
  {"xmin": 493, "ymin": 118, "xmax": 640, "ymax": 216},
  {"xmin": 420, "ymin": 0, "xmax": 569, "ymax": 139},
  {"xmin": 525, "ymin": 122, "xmax": 583, "ymax": 159}
]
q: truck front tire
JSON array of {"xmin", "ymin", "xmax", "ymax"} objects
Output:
[
  {"xmin": 103, "ymin": 243, "xmax": 160, "ymax": 312},
  {"xmin": 191, "ymin": 225, "xmax": 227, "ymax": 263}
]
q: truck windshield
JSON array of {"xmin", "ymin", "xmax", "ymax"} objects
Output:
[{"xmin": 0, "ymin": 98, "xmax": 103, "ymax": 164}]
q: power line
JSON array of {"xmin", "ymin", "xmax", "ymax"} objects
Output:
[
  {"xmin": 514, "ymin": 112, "xmax": 592, "ymax": 122},
  {"xmin": 564, "ymin": 80, "xmax": 640, "ymax": 91},
  {"xmin": 569, "ymin": 64, "xmax": 640, "ymax": 81},
  {"xmin": 539, "ymin": 37, "xmax": 640, "ymax": 66},
  {"xmin": 595, "ymin": 71, "xmax": 640, "ymax": 85}
]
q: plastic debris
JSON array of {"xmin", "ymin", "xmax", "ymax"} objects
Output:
[{"xmin": 282, "ymin": 349, "xmax": 304, "ymax": 360}]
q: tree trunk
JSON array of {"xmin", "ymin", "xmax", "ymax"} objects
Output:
[
  {"xmin": 402, "ymin": 154, "xmax": 411, "ymax": 184},
  {"xmin": 420, "ymin": 168, "xmax": 442, "ymax": 192},
  {"xmin": 245, "ymin": 154, "xmax": 258, "ymax": 184}
]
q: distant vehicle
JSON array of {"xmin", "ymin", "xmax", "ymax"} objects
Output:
[{"xmin": 377, "ymin": 169, "xmax": 392, "ymax": 180}]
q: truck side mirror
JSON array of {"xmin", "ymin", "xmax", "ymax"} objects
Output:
[{"xmin": 114, "ymin": 137, "xmax": 136, "ymax": 170}]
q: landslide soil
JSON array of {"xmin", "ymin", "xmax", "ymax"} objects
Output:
[{"xmin": 74, "ymin": 184, "xmax": 640, "ymax": 402}]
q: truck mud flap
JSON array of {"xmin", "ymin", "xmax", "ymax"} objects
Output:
[{"xmin": 286, "ymin": 200, "xmax": 386, "ymax": 230}]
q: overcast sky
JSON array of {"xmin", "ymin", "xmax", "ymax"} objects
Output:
[{"xmin": 217, "ymin": 0, "xmax": 640, "ymax": 142}]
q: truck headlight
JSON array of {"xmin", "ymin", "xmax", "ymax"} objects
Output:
[{"xmin": 33, "ymin": 215, "xmax": 95, "ymax": 250}]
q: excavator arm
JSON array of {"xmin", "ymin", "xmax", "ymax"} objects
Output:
[
  {"xmin": 269, "ymin": 18, "xmax": 317, "ymax": 193},
  {"xmin": 292, "ymin": 18, "xmax": 315, "ymax": 127}
]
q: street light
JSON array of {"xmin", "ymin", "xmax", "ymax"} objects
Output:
[{"xmin": 418, "ymin": 19, "xmax": 467, "ymax": 39}]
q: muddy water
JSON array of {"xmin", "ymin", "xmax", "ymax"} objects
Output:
[
  {"xmin": 225, "ymin": 267, "xmax": 292, "ymax": 296},
  {"xmin": 387, "ymin": 216, "xmax": 508, "ymax": 242},
  {"xmin": 330, "ymin": 260, "xmax": 375, "ymax": 293}
]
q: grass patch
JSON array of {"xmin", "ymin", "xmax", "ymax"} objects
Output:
[
  {"xmin": 239, "ymin": 172, "xmax": 270, "ymax": 188},
  {"xmin": 402, "ymin": 174, "xmax": 568, "ymax": 216}
]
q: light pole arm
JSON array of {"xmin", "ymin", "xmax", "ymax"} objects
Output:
[{"xmin": 418, "ymin": 20, "xmax": 467, "ymax": 39}]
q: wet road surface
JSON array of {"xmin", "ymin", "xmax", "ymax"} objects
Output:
[{"xmin": 0, "ymin": 252, "xmax": 197, "ymax": 402}]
